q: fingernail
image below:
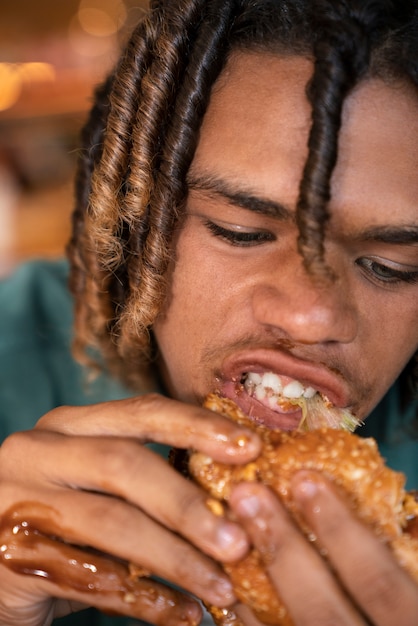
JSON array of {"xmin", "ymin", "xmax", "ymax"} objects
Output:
[
  {"xmin": 216, "ymin": 522, "xmax": 247, "ymax": 553},
  {"xmin": 234, "ymin": 493, "xmax": 260, "ymax": 518},
  {"xmin": 177, "ymin": 604, "xmax": 203, "ymax": 626},
  {"xmin": 296, "ymin": 479, "xmax": 318, "ymax": 499},
  {"xmin": 291, "ymin": 472, "xmax": 321, "ymax": 502},
  {"xmin": 225, "ymin": 431, "xmax": 260, "ymax": 456},
  {"xmin": 213, "ymin": 576, "xmax": 235, "ymax": 602}
]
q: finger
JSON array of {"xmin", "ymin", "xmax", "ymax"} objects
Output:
[
  {"xmin": 2, "ymin": 430, "xmax": 250, "ymax": 564},
  {"xmin": 0, "ymin": 541, "xmax": 202, "ymax": 626},
  {"xmin": 0, "ymin": 492, "xmax": 236, "ymax": 609},
  {"xmin": 35, "ymin": 394, "xmax": 261, "ymax": 463},
  {"xmin": 292, "ymin": 472, "xmax": 418, "ymax": 626},
  {"xmin": 229, "ymin": 482, "xmax": 367, "ymax": 626},
  {"xmin": 234, "ymin": 602, "xmax": 264, "ymax": 625},
  {"xmin": 0, "ymin": 566, "xmax": 91, "ymax": 626},
  {"xmin": 52, "ymin": 600, "xmax": 90, "ymax": 620}
]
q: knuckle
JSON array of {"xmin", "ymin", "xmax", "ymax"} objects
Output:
[
  {"xmin": 169, "ymin": 543, "xmax": 214, "ymax": 589},
  {"xmin": 172, "ymin": 553, "xmax": 195, "ymax": 582},
  {"xmin": 175, "ymin": 488, "xmax": 225, "ymax": 542},
  {"xmin": 358, "ymin": 561, "xmax": 405, "ymax": 614},
  {"xmin": 127, "ymin": 393, "xmax": 167, "ymax": 414},
  {"xmin": 307, "ymin": 610, "xmax": 348, "ymax": 626},
  {"xmin": 0, "ymin": 430, "xmax": 33, "ymax": 467},
  {"xmin": 35, "ymin": 405, "xmax": 71, "ymax": 429},
  {"xmin": 177, "ymin": 488, "xmax": 206, "ymax": 524},
  {"xmin": 94, "ymin": 439, "xmax": 143, "ymax": 480},
  {"xmin": 289, "ymin": 597, "xmax": 352, "ymax": 626},
  {"xmin": 90, "ymin": 496, "xmax": 131, "ymax": 527}
]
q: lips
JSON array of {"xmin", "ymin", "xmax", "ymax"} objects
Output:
[
  {"xmin": 217, "ymin": 348, "xmax": 356, "ymax": 431},
  {"xmin": 221, "ymin": 382, "xmax": 305, "ymax": 430}
]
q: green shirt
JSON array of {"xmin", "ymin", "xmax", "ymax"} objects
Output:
[{"xmin": 1, "ymin": 259, "xmax": 417, "ymax": 625}]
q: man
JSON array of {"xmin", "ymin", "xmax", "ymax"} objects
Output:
[{"xmin": 0, "ymin": 0, "xmax": 417, "ymax": 625}]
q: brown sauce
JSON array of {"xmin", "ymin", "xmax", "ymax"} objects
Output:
[
  {"xmin": 0, "ymin": 502, "xmax": 201, "ymax": 625},
  {"xmin": 0, "ymin": 501, "xmax": 147, "ymax": 599}
]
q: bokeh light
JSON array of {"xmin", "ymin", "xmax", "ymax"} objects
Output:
[{"xmin": 0, "ymin": 62, "xmax": 55, "ymax": 112}]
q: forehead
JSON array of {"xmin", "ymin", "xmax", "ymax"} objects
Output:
[
  {"xmin": 192, "ymin": 52, "xmax": 313, "ymax": 202},
  {"xmin": 333, "ymin": 77, "xmax": 418, "ymax": 218},
  {"xmin": 191, "ymin": 51, "xmax": 418, "ymax": 223}
]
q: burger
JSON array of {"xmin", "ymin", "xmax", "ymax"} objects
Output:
[{"xmin": 185, "ymin": 394, "xmax": 418, "ymax": 626}]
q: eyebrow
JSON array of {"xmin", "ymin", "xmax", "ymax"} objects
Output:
[
  {"xmin": 187, "ymin": 172, "xmax": 294, "ymax": 221},
  {"xmin": 187, "ymin": 172, "xmax": 418, "ymax": 246},
  {"xmin": 360, "ymin": 225, "xmax": 418, "ymax": 245}
]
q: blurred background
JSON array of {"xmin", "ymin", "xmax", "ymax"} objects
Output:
[{"xmin": 0, "ymin": 0, "xmax": 148, "ymax": 276}]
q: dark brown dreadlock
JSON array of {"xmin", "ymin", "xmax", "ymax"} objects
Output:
[{"xmin": 68, "ymin": 0, "xmax": 418, "ymax": 392}]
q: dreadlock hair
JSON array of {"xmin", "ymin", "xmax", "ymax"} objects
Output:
[{"xmin": 68, "ymin": 0, "xmax": 418, "ymax": 392}]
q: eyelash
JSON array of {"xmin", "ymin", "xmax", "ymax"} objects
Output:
[
  {"xmin": 204, "ymin": 220, "xmax": 418, "ymax": 285},
  {"xmin": 356, "ymin": 258, "xmax": 418, "ymax": 285},
  {"xmin": 204, "ymin": 220, "xmax": 275, "ymax": 246}
]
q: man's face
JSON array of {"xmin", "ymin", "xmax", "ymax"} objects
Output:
[{"xmin": 153, "ymin": 52, "xmax": 418, "ymax": 427}]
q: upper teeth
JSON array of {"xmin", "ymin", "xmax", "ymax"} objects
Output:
[{"xmin": 244, "ymin": 372, "xmax": 317, "ymax": 400}]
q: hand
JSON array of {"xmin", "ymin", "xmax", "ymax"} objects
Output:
[
  {"xmin": 228, "ymin": 473, "xmax": 418, "ymax": 626},
  {"xmin": 0, "ymin": 394, "xmax": 261, "ymax": 626}
]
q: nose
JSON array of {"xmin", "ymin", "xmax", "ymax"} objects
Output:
[{"xmin": 251, "ymin": 262, "xmax": 358, "ymax": 345}]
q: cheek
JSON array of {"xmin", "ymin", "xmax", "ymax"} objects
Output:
[
  {"xmin": 168, "ymin": 227, "xmax": 248, "ymax": 330},
  {"xmin": 153, "ymin": 235, "xmax": 230, "ymax": 387},
  {"xmin": 361, "ymin": 305, "xmax": 418, "ymax": 393},
  {"xmin": 172, "ymin": 246, "xmax": 222, "ymax": 329}
]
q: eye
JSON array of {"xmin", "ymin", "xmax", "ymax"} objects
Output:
[
  {"xmin": 356, "ymin": 257, "xmax": 418, "ymax": 285},
  {"xmin": 204, "ymin": 220, "xmax": 275, "ymax": 247}
]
